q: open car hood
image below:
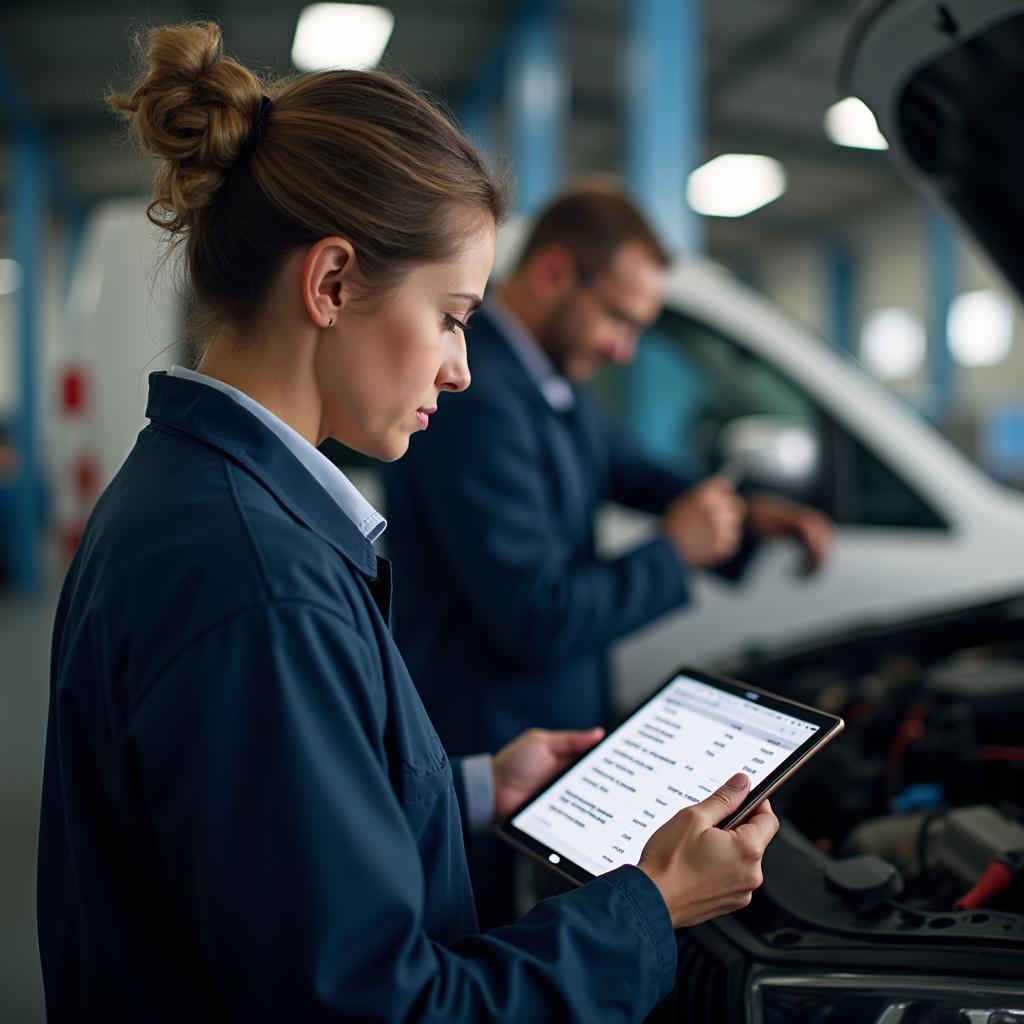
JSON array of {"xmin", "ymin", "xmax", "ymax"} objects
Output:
[{"xmin": 842, "ymin": 0, "xmax": 1024, "ymax": 301}]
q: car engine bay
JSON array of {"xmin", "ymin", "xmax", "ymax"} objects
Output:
[{"xmin": 666, "ymin": 592, "xmax": 1024, "ymax": 1022}]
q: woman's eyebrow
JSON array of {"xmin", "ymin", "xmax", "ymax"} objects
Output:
[{"xmin": 448, "ymin": 292, "xmax": 482, "ymax": 311}]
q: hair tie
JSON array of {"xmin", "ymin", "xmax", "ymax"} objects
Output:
[{"xmin": 238, "ymin": 95, "xmax": 273, "ymax": 161}]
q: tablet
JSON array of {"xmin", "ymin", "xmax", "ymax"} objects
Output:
[{"xmin": 496, "ymin": 666, "xmax": 843, "ymax": 885}]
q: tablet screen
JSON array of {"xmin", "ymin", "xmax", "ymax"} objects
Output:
[{"xmin": 508, "ymin": 669, "xmax": 831, "ymax": 879}]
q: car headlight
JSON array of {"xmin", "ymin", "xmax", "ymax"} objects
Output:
[{"xmin": 748, "ymin": 972, "xmax": 1024, "ymax": 1023}]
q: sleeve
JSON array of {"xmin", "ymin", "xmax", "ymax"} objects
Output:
[
  {"xmin": 455, "ymin": 754, "xmax": 496, "ymax": 836},
  {"xmin": 129, "ymin": 601, "xmax": 677, "ymax": 1023},
  {"xmin": 404, "ymin": 390, "xmax": 691, "ymax": 670},
  {"xmin": 601, "ymin": 414, "xmax": 698, "ymax": 515}
]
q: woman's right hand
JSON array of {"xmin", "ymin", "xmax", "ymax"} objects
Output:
[{"xmin": 637, "ymin": 772, "xmax": 779, "ymax": 929}]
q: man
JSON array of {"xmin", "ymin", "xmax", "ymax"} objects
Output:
[{"xmin": 382, "ymin": 184, "xmax": 830, "ymax": 926}]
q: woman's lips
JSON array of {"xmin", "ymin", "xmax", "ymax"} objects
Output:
[{"xmin": 416, "ymin": 406, "xmax": 436, "ymax": 429}]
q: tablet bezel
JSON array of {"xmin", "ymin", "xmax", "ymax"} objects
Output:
[{"xmin": 494, "ymin": 664, "xmax": 844, "ymax": 887}]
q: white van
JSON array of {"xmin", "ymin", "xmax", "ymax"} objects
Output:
[
  {"xmin": 58, "ymin": 202, "xmax": 1024, "ymax": 712},
  {"xmin": 606, "ymin": 258, "xmax": 1024, "ymax": 709}
]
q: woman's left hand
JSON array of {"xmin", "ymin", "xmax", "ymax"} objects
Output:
[{"xmin": 492, "ymin": 727, "xmax": 605, "ymax": 821}]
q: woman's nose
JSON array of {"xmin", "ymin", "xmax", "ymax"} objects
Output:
[{"xmin": 439, "ymin": 335, "xmax": 471, "ymax": 393}]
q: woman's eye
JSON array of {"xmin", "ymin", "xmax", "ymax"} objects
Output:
[{"xmin": 445, "ymin": 313, "xmax": 470, "ymax": 334}]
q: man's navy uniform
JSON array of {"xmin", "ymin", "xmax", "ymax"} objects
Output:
[{"xmin": 37, "ymin": 371, "xmax": 678, "ymax": 1023}]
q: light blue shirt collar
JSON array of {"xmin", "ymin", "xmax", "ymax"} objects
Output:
[
  {"xmin": 168, "ymin": 366, "xmax": 386, "ymax": 543},
  {"xmin": 485, "ymin": 293, "xmax": 576, "ymax": 413}
]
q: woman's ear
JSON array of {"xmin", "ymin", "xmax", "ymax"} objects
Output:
[{"xmin": 301, "ymin": 237, "xmax": 358, "ymax": 329}]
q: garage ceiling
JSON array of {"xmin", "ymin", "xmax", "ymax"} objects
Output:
[{"xmin": 0, "ymin": 0, "xmax": 911, "ymax": 266}]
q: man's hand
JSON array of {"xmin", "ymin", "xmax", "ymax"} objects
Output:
[
  {"xmin": 747, "ymin": 494, "xmax": 833, "ymax": 574},
  {"xmin": 662, "ymin": 477, "xmax": 746, "ymax": 568},
  {"xmin": 492, "ymin": 727, "xmax": 605, "ymax": 821},
  {"xmin": 638, "ymin": 772, "xmax": 779, "ymax": 929}
]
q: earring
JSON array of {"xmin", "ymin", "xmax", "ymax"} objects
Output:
[{"xmin": 327, "ymin": 317, "xmax": 334, "ymax": 327}]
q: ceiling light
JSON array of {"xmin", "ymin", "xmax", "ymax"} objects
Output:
[
  {"xmin": 686, "ymin": 155, "xmax": 787, "ymax": 218},
  {"xmin": 292, "ymin": 4, "xmax": 395, "ymax": 71},
  {"xmin": 0, "ymin": 259, "xmax": 23, "ymax": 295},
  {"xmin": 861, "ymin": 308, "xmax": 926, "ymax": 380},
  {"xmin": 948, "ymin": 288, "xmax": 1014, "ymax": 367},
  {"xmin": 824, "ymin": 96, "xmax": 888, "ymax": 150}
]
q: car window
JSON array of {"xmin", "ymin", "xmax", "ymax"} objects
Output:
[{"xmin": 592, "ymin": 309, "xmax": 947, "ymax": 530}]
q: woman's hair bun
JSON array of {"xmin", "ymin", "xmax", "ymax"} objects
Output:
[{"xmin": 109, "ymin": 21, "xmax": 264, "ymax": 232}]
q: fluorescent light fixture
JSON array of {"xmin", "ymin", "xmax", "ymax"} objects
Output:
[
  {"xmin": 0, "ymin": 259, "xmax": 23, "ymax": 295},
  {"xmin": 861, "ymin": 307, "xmax": 926, "ymax": 379},
  {"xmin": 824, "ymin": 96, "xmax": 888, "ymax": 150},
  {"xmin": 687, "ymin": 154, "xmax": 787, "ymax": 218},
  {"xmin": 948, "ymin": 288, "xmax": 1014, "ymax": 367},
  {"xmin": 292, "ymin": 3, "xmax": 395, "ymax": 71}
]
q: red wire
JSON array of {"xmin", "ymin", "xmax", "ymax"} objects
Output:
[
  {"xmin": 954, "ymin": 860, "xmax": 1014, "ymax": 910},
  {"xmin": 886, "ymin": 701, "xmax": 933, "ymax": 778}
]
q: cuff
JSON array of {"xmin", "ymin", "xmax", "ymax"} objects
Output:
[
  {"xmin": 459, "ymin": 753, "xmax": 495, "ymax": 835},
  {"xmin": 649, "ymin": 533, "xmax": 692, "ymax": 597},
  {"xmin": 601, "ymin": 865, "xmax": 678, "ymax": 1002}
]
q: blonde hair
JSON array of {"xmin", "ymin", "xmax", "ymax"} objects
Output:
[{"xmin": 109, "ymin": 21, "xmax": 509, "ymax": 336}]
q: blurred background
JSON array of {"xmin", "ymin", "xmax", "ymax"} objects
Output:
[{"xmin": 2, "ymin": 1, "xmax": 1023, "ymax": 1019}]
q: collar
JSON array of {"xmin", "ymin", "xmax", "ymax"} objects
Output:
[
  {"xmin": 145, "ymin": 372, "xmax": 379, "ymax": 579},
  {"xmin": 484, "ymin": 293, "xmax": 576, "ymax": 413},
  {"xmin": 168, "ymin": 366, "xmax": 386, "ymax": 543}
]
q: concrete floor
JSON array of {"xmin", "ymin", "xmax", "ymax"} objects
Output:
[{"xmin": 1, "ymin": 579, "xmax": 57, "ymax": 1023}]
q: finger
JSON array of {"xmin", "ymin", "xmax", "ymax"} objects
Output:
[
  {"xmin": 544, "ymin": 727, "xmax": 605, "ymax": 757},
  {"xmin": 717, "ymin": 524, "xmax": 743, "ymax": 552},
  {"xmin": 811, "ymin": 518, "xmax": 834, "ymax": 559},
  {"xmin": 703, "ymin": 475, "xmax": 737, "ymax": 495},
  {"xmin": 733, "ymin": 804, "xmax": 780, "ymax": 849},
  {"xmin": 722, "ymin": 514, "xmax": 744, "ymax": 539},
  {"xmin": 726, "ymin": 494, "xmax": 747, "ymax": 516},
  {"xmin": 800, "ymin": 520, "xmax": 832, "ymax": 571},
  {"xmin": 694, "ymin": 772, "xmax": 750, "ymax": 824},
  {"xmin": 720, "ymin": 503, "xmax": 745, "ymax": 528},
  {"xmin": 742, "ymin": 799, "xmax": 776, "ymax": 832},
  {"xmin": 714, "ymin": 505, "xmax": 743, "ymax": 528}
]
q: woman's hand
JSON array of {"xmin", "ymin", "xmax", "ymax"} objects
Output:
[
  {"xmin": 638, "ymin": 772, "xmax": 780, "ymax": 929},
  {"xmin": 492, "ymin": 727, "xmax": 605, "ymax": 821}
]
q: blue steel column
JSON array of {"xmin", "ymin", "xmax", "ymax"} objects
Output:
[
  {"xmin": 825, "ymin": 237, "xmax": 856, "ymax": 354},
  {"xmin": 627, "ymin": 0, "xmax": 703, "ymax": 256},
  {"xmin": 626, "ymin": 0, "xmax": 702, "ymax": 455},
  {"xmin": 926, "ymin": 205, "xmax": 957, "ymax": 422},
  {"xmin": 505, "ymin": 1, "xmax": 566, "ymax": 214},
  {"xmin": 11, "ymin": 129, "xmax": 45, "ymax": 592}
]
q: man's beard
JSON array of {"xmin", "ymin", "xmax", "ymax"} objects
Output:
[{"xmin": 535, "ymin": 293, "xmax": 581, "ymax": 380}]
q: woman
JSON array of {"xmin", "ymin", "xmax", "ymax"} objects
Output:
[{"xmin": 37, "ymin": 21, "xmax": 778, "ymax": 1023}]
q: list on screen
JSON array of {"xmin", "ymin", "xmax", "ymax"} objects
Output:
[{"xmin": 511, "ymin": 673, "xmax": 819, "ymax": 876}]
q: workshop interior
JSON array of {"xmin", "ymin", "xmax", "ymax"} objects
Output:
[{"xmin": 2, "ymin": 2, "xmax": 1023, "ymax": 1021}]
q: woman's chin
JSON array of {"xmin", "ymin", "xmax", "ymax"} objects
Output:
[
  {"xmin": 376, "ymin": 434, "xmax": 412, "ymax": 463},
  {"xmin": 321, "ymin": 427, "xmax": 409, "ymax": 463}
]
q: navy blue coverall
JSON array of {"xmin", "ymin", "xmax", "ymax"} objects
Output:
[{"xmin": 37, "ymin": 372, "xmax": 677, "ymax": 1022}]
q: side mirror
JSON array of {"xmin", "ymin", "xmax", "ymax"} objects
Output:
[{"xmin": 718, "ymin": 416, "xmax": 820, "ymax": 491}]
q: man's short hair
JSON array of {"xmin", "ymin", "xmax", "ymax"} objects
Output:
[{"xmin": 517, "ymin": 181, "xmax": 671, "ymax": 281}]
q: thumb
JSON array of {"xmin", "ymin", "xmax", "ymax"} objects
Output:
[
  {"xmin": 705, "ymin": 474, "xmax": 737, "ymax": 493},
  {"xmin": 696, "ymin": 772, "xmax": 750, "ymax": 823},
  {"xmin": 539, "ymin": 727, "xmax": 605, "ymax": 759}
]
